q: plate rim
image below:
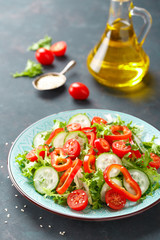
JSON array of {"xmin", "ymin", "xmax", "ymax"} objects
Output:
[{"xmin": 8, "ymin": 108, "xmax": 160, "ymax": 221}]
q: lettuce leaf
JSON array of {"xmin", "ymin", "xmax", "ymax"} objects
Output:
[
  {"xmin": 81, "ymin": 169, "xmax": 105, "ymax": 209},
  {"xmin": 28, "ymin": 36, "xmax": 52, "ymax": 51}
]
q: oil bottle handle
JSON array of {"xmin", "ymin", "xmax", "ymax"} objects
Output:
[{"xmin": 130, "ymin": 6, "xmax": 152, "ymax": 45}]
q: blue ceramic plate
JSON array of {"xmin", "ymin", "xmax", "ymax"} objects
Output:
[{"xmin": 8, "ymin": 109, "xmax": 160, "ymax": 221}]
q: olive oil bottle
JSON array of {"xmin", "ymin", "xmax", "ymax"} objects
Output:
[{"xmin": 87, "ymin": 0, "xmax": 152, "ymax": 88}]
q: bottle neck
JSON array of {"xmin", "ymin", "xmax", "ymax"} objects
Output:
[{"xmin": 108, "ymin": 0, "xmax": 132, "ymax": 26}]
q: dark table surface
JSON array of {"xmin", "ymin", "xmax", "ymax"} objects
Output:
[{"xmin": 0, "ymin": 0, "xmax": 160, "ymax": 239}]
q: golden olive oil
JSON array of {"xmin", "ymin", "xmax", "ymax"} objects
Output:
[{"xmin": 87, "ymin": 19, "xmax": 150, "ymax": 88}]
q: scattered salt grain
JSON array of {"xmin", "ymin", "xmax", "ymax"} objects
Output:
[
  {"xmin": 40, "ymin": 225, "xmax": 43, "ymax": 228},
  {"xmin": 5, "ymin": 142, "xmax": 8, "ymax": 146},
  {"xmin": 1, "ymin": 166, "xmax": 3, "ymax": 168},
  {"xmin": 39, "ymin": 217, "xmax": 43, "ymax": 220},
  {"xmin": 24, "ymin": 205, "xmax": 27, "ymax": 208},
  {"xmin": 4, "ymin": 221, "xmax": 8, "ymax": 224},
  {"xmin": 4, "ymin": 208, "xmax": 8, "ymax": 212},
  {"xmin": 15, "ymin": 194, "xmax": 18, "ymax": 197},
  {"xmin": 15, "ymin": 206, "xmax": 18, "ymax": 209},
  {"xmin": 7, "ymin": 214, "xmax": 10, "ymax": 218},
  {"xmin": 59, "ymin": 231, "xmax": 66, "ymax": 236},
  {"xmin": 21, "ymin": 209, "xmax": 24, "ymax": 212},
  {"xmin": 48, "ymin": 225, "xmax": 52, "ymax": 228}
]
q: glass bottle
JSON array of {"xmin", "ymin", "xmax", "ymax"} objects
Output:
[{"xmin": 87, "ymin": 0, "xmax": 152, "ymax": 88}]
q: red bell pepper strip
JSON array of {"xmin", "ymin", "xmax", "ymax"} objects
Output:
[
  {"xmin": 83, "ymin": 154, "xmax": 96, "ymax": 173},
  {"xmin": 85, "ymin": 132, "xmax": 96, "ymax": 146},
  {"xmin": 45, "ymin": 128, "xmax": 64, "ymax": 145},
  {"xmin": 56, "ymin": 158, "xmax": 82, "ymax": 194},
  {"xmin": 105, "ymin": 125, "xmax": 132, "ymax": 144},
  {"xmin": 103, "ymin": 164, "xmax": 142, "ymax": 202},
  {"xmin": 51, "ymin": 148, "xmax": 72, "ymax": 172}
]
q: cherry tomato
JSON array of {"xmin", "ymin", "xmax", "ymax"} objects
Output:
[
  {"xmin": 63, "ymin": 139, "xmax": 81, "ymax": 159},
  {"xmin": 105, "ymin": 189, "xmax": 126, "ymax": 210},
  {"xmin": 66, "ymin": 123, "xmax": 81, "ymax": 132},
  {"xmin": 129, "ymin": 150, "xmax": 142, "ymax": 160},
  {"xmin": 35, "ymin": 48, "xmax": 54, "ymax": 65},
  {"xmin": 91, "ymin": 116, "xmax": 107, "ymax": 125},
  {"xmin": 94, "ymin": 138, "xmax": 110, "ymax": 153},
  {"xmin": 50, "ymin": 41, "xmax": 67, "ymax": 56},
  {"xmin": 149, "ymin": 153, "xmax": 160, "ymax": 169},
  {"xmin": 112, "ymin": 140, "xmax": 131, "ymax": 158},
  {"xmin": 26, "ymin": 145, "xmax": 49, "ymax": 162},
  {"xmin": 67, "ymin": 189, "xmax": 88, "ymax": 211},
  {"xmin": 69, "ymin": 82, "xmax": 89, "ymax": 100},
  {"xmin": 105, "ymin": 125, "xmax": 132, "ymax": 144},
  {"xmin": 83, "ymin": 154, "xmax": 96, "ymax": 173}
]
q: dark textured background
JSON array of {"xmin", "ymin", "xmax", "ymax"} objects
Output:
[{"xmin": 0, "ymin": 0, "xmax": 160, "ymax": 239}]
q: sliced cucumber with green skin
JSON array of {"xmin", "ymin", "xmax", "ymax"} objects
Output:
[
  {"xmin": 52, "ymin": 131, "xmax": 67, "ymax": 148},
  {"xmin": 33, "ymin": 131, "xmax": 48, "ymax": 148},
  {"xmin": 100, "ymin": 178, "xmax": 122, "ymax": 202},
  {"xmin": 64, "ymin": 131, "xmax": 88, "ymax": 150},
  {"xmin": 123, "ymin": 169, "xmax": 150, "ymax": 195},
  {"xmin": 68, "ymin": 113, "xmax": 91, "ymax": 128},
  {"xmin": 96, "ymin": 153, "xmax": 122, "ymax": 177},
  {"xmin": 33, "ymin": 166, "xmax": 59, "ymax": 194}
]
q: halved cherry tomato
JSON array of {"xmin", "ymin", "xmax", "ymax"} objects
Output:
[
  {"xmin": 67, "ymin": 189, "xmax": 88, "ymax": 211},
  {"xmin": 94, "ymin": 138, "xmax": 110, "ymax": 153},
  {"xmin": 66, "ymin": 123, "xmax": 81, "ymax": 132},
  {"xmin": 88, "ymin": 147, "xmax": 96, "ymax": 155},
  {"xmin": 35, "ymin": 48, "xmax": 54, "ymax": 65},
  {"xmin": 83, "ymin": 154, "xmax": 96, "ymax": 173},
  {"xmin": 105, "ymin": 125, "xmax": 132, "ymax": 144},
  {"xmin": 85, "ymin": 132, "xmax": 96, "ymax": 146},
  {"xmin": 149, "ymin": 153, "xmax": 160, "ymax": 169},
  {"xmin": 45, "ymin": 128, "xmax": 64, "ymax": 145},
  {"xmin": 105, "ymin": 189, "xmax": 126, "ymax": 210},
  {"xmin": 26, "ymin": 149, "xmax": 38, "ymax": 162},
  {"xmin": 51, "ymin": 148, "xmax": 72, "ymax": 172},
  {"xmin": 26, "ymin": 145, "xmax": 49, "ymax": 162},
  {"xmin": 69, "ymin": 82, "xmax": 89, "ymax": 100},
  {"xmin": 56, "ymin": 158, "xmax": 82, "ymax": 194},
  {"xmin": 91, "ymin": 116, "xmax": 107, "ymax": 125},
  {"xmin": 63, "ymin": 139, "xmax": 81, "ymax": 159},
  {"xmin": 50, "ymin": 41, "xmax": 67, "ymax": 56},
  {"xmin": 112, "ymin": 141, "xmax": 132, "ymax": 158},
  {"xmin": 129, "ymin": 150, "xmax": 142, "ymax": 160},
  {"xmin": 81, "ymin": 127, "xmax": 96, "ymax": 134}
]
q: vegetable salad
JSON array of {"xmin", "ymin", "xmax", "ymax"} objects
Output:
[{"xmin": 16, "ymin": 113, "xmax": 160, "ymax": 211}]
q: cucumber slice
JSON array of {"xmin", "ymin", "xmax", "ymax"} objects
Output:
[
  {"xmin": 96, "ymin": 153, "xmax": 122, "ymax": 177},
  {"xmin": 123, "ymin": 169, "xmax": 150, "ymax": 195},
  {"xmin": 33, "ymin": 131, "xmax": 48, "ymax": 148},
  {"xmin": 33, "ymin": 166, "xmax": 59, "ymax": 194},
  {"xmin": 100, "ymin": 178, "xmax": 122, "ymax": 202},
  {"xmin": 68, "ymin": 113, "xmax": 91, "ymax": 128},
  {"xmin": 64, "ymin": 131, "xmax": 88, "ymax": 150},
  {"xmin": 52, "ymin": 131, "xmax": 67, "ymax": 148}
]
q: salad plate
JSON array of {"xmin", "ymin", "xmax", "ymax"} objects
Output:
[{"xmin": 8, "ymin": 109, "xmax": 160, "ymax": 221}]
